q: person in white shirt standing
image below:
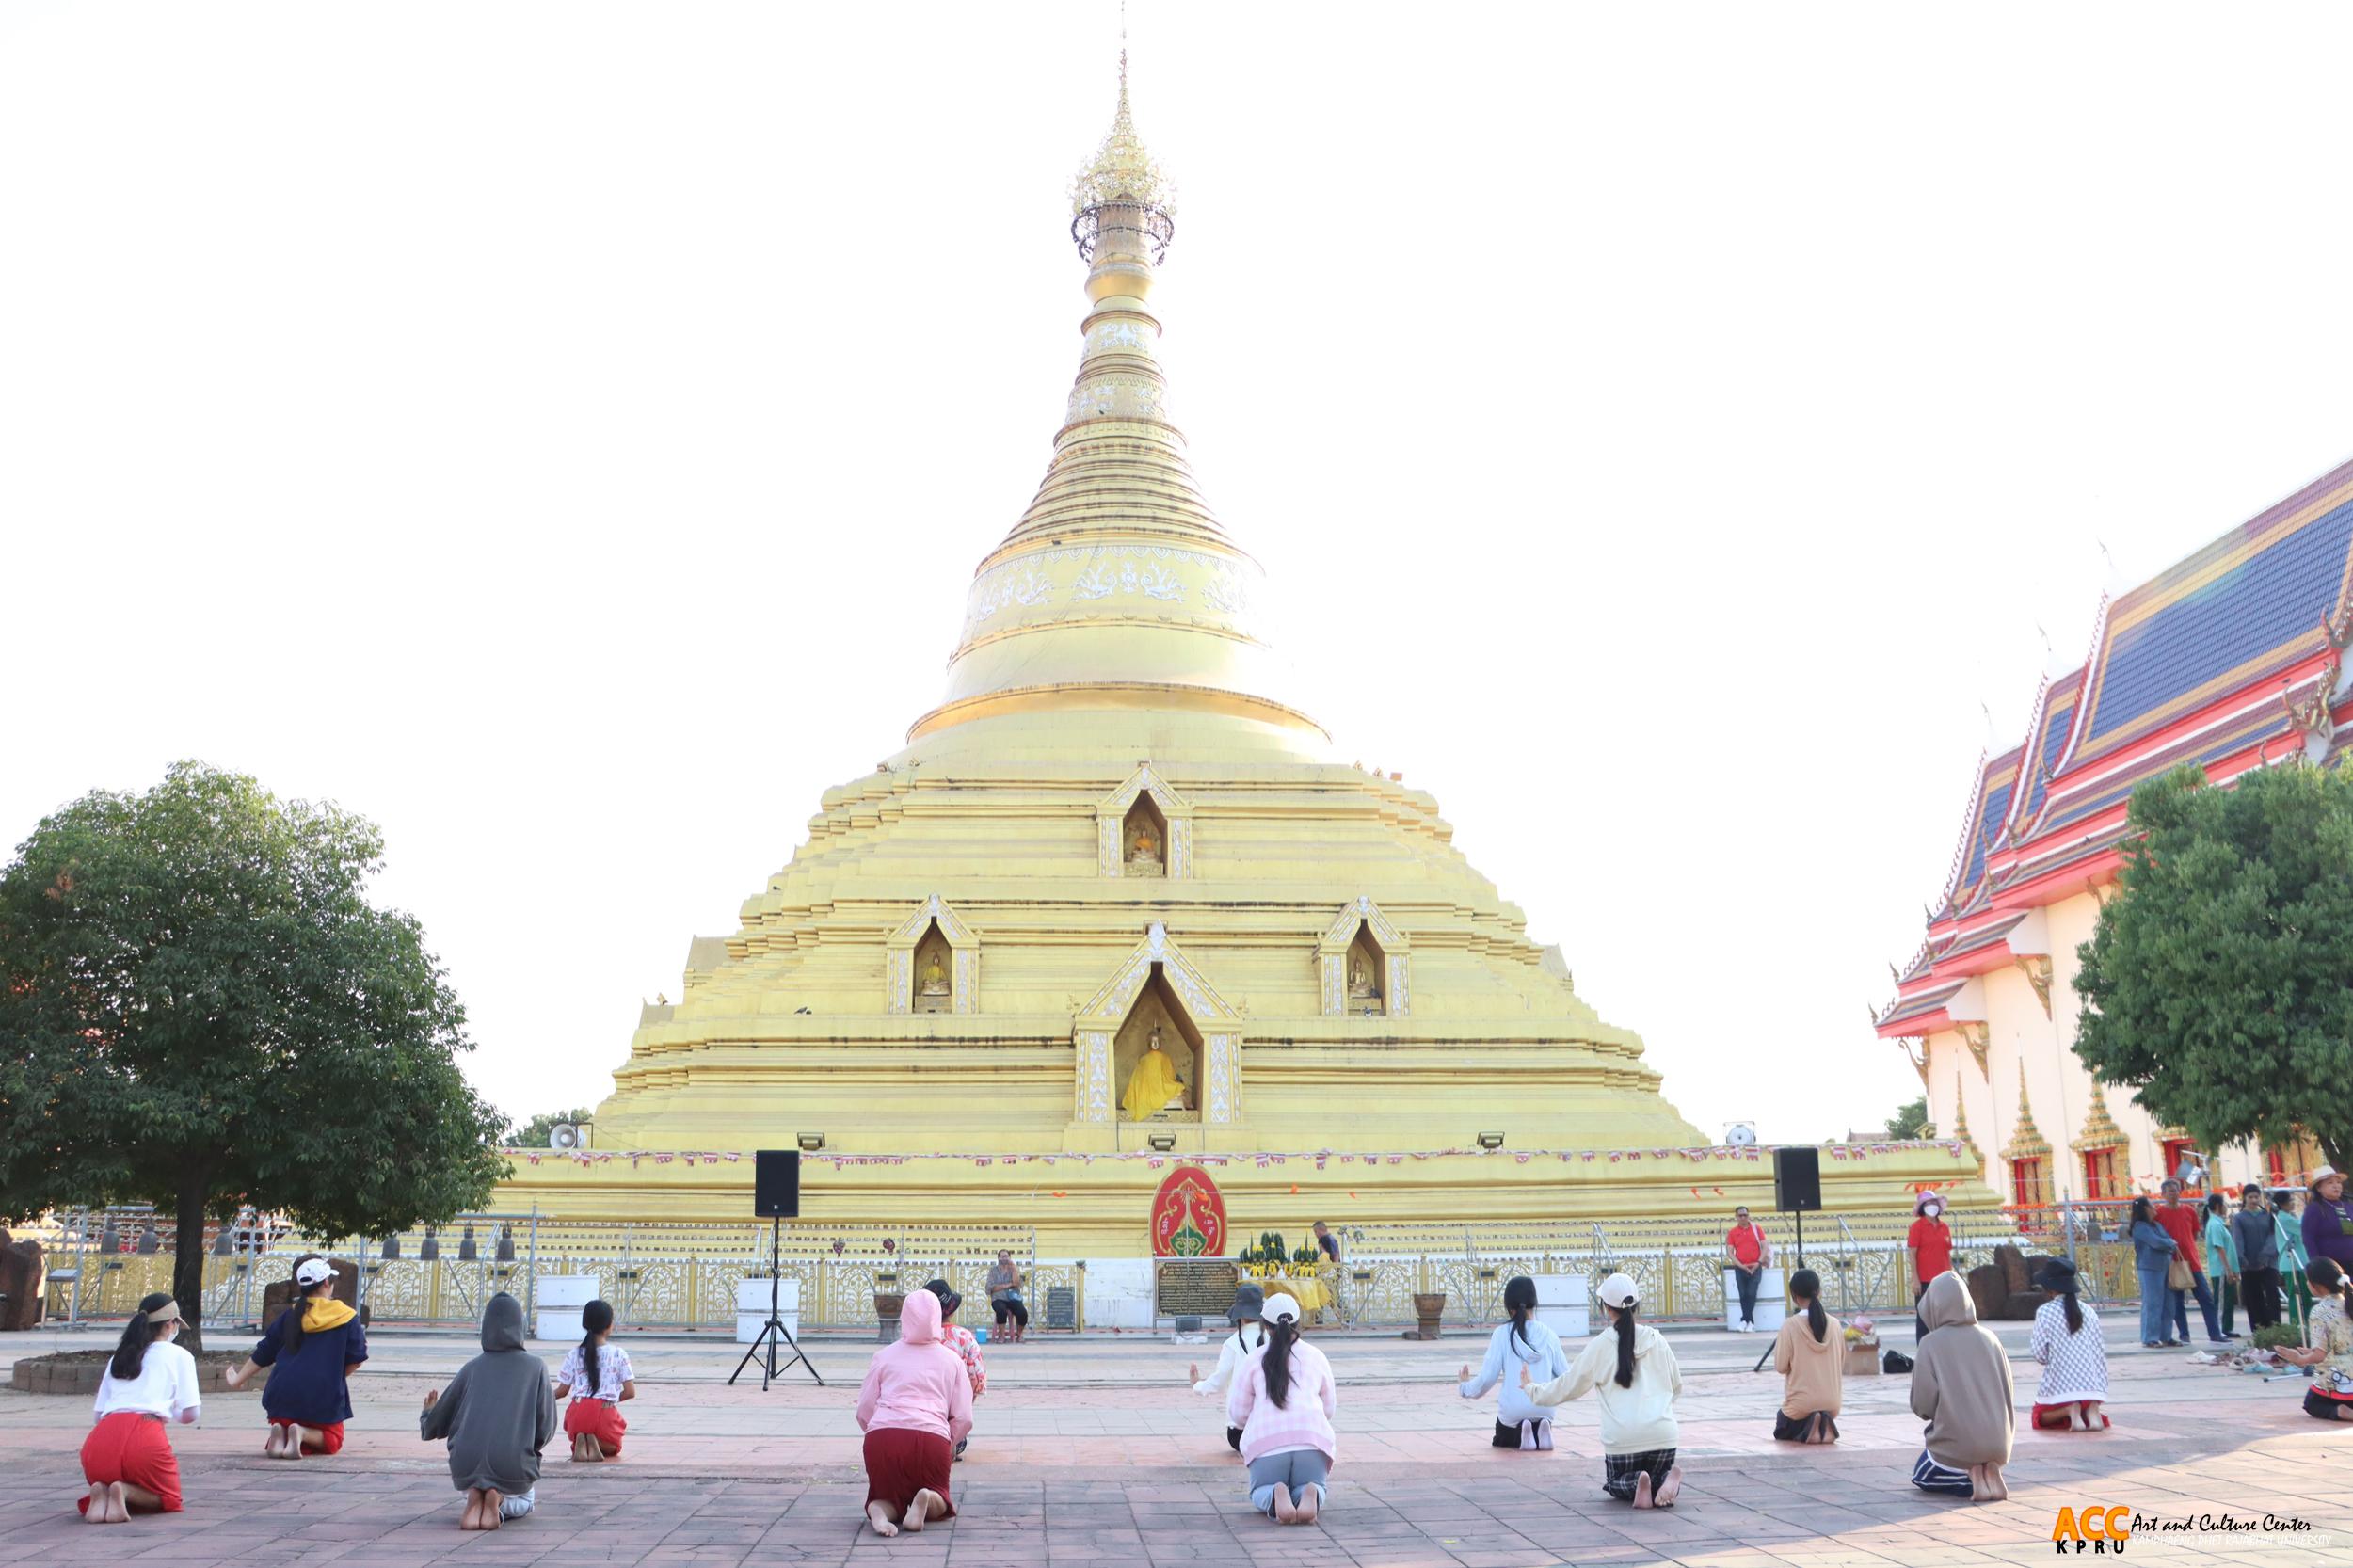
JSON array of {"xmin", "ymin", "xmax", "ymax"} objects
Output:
[{"xmin": 79, "ymin": 1292, "xmax": 200, "ymax": 1523}]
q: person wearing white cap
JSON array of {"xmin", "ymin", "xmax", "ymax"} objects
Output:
[
  {"xmin": 1225, "ymin": 1293, "xmax": 1337, "ymax": 1525},
  {"xmin": 1522, "ymin": 1272, "xmax": 1684, "ymax": 1508},
  {"xmin": 224, "ymin": 1255, "xmax": 369, "ymax": 1458}
]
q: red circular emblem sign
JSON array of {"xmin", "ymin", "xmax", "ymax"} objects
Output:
[{"xmin": 1149, "ymin": 1164, "xmax": 1227, "ymax": 1257}]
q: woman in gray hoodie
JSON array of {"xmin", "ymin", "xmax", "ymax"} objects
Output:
[
  {"xmin": 420, "ymin": 1293, "xmax": 557, "ymax": 1529},
  {"xmin": 1908, "ymin": 1272, "xmax": 2015, "ymax": 1502}
]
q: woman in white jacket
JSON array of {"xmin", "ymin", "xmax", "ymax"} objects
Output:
[
  {"xmin": 1459, "ymin": 1276, "xmax": 1569, "ymax": 1448},
  {"xmin": 1189, "ymin": 1284, "xmax": 1269, "ymax": 1452},
  {"xmin": 1525, "ymin": 1272, "xmax": 1684, "ymax": 1508}
]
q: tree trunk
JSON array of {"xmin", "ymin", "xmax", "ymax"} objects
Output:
[{"xmin": 173, "ymin": 1179, "xmax": 209, "ymax": 1354}]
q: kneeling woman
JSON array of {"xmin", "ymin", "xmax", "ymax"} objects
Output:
[
  {"xmin": 224, "ymin": 1256, "xmax": 367, "ymax": 1457},
  {"xmin": 2281, "ymin": 1257, "xmax": 2353, "ymax": 1421},
  {"xmin": 2027, "ymin": 1260, "xmax": 2108, "ymax": 1431},
  {"xmin": 556, "ymin": 1299, "xmax": 635, "ymax": 1462},
  {"xmin": 1227, "ymin": 1293, "xmax": 1337, "ymax": 1525},
  {"xmin": 1770, "ymin": 1269, "xmax": 1842, "ymax": 1444},
  {"xmin": 1459, "ymin": 1276, "xmax": 1568, "ymax": 1449},
  {"xmin": 79, "ymin": 1294, "xmax": 200, "ymax": 1523},
  {"xmin": 855, "ymin": 1290, "xmax": 973, "ymax": 1537},
  {"xmin": 1527, "ymin": 1273, "xmax": 1684, "ymax": 1508}
]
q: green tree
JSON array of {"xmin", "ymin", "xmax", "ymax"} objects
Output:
[
  {"xmin": 1884, "ymin": 1096, "xmax": 1929, "ymax": 1140},
  {"xmin": 514, "ymin": 1107, "xmax": 590, "ymax": 1148},
  {"xmin": 2073, "ymin": 760, "xmax": 2353, "ymax": 1169},
  {"xmin": 0, "ymin": 762, "xmax": 509, "ymax": 1350}
]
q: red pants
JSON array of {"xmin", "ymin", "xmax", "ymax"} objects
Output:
[
  {"xmin": 79, "ymin": 1412, "xmax": 183, "ymax": 1513},
  {"xmin": 564, "ymin": 1397, "xmax": 628, "ymax": 1456},
  {"xmin": 270, "ymin": 1418, "xmax": 346, "ymax": 1454},
  {"xmin": 862, "ymin": 1428, "xmax": 955, "ymax": 1517},
  {"xmin": 2031, "ymin": 1401, "xmax": 2108, "ymax": 1430}
]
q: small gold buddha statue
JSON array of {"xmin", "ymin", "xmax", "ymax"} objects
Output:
[
  {"xmin": 1127, "ymin": 819, "xmax": 1163, "ymax": 876},
  {"xmin": 1348, "ymin": 952, "xmax": 1378, "ymax": 1000},
  {"xmin": 918, "ymin": 951, "xmax": 950, "ymax": 998}
]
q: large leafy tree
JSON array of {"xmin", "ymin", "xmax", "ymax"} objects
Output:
[
  {"xmin": 1883, "ymin": 1096, "xmax": 1929, "ymax": 1141},
  {"xmin": 0, "ymin": 762, "xmax": 509, "ymax": 1349},
  {"xmin": 2073, "ymin": 759, "xmax": 2353, "ymax": 1170}
]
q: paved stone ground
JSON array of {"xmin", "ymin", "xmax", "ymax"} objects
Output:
[{"xmin": 4, "ymin": 1322, "xmax": 2346, "ymax": 1566}]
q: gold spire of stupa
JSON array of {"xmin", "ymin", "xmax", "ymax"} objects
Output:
[{"xmin": 904, "ymin": 49, "xmax": 1317, "ymax": 750}]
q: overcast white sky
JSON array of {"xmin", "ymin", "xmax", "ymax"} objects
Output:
[{"xmin": 7, "ymin": 3, "xmax": 2352, "ymax": 1148}]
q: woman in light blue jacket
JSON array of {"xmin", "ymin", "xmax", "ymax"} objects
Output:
[
  {"xmin": 1458, "ymin": 1276, "xmax": 1569, "ymax": 1448},
  {"xmin": 2129, "ymin": 1196, "xmax": 2180, "ymax": 1348}
]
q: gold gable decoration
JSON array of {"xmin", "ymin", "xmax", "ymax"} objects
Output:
[
  {"xmin": 1949, "ymin": 1073, "xmax": 1985, "ymax": 1178},
  {"xmin": 1999, "ymin": 1063, "xmax": 2051, "ymax": 1161},
  {"xmin": 2070, "ymin": 1081, "xmax": 2126, "ymax": 1152}
]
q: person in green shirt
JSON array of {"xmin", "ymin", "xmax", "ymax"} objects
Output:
[{"xmin": 2202, "ymin": 1192, "xmax": 2241, "ymax": 1337}]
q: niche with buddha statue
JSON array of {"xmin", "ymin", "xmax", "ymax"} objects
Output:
[
  {"xmin": 1096, "ymin": 764, "xmax": 1193, "ymax": 878},
  {"xmin": 1318, "ymin": 895, "xmax": 1410, "ymax": 1017},
  {"xmin": 885, "ymin": 894, "xmax": 979, "ymax": 1016},
  {"xmin": 1070, "ymin": 920, "xmax": 1242, "ymax": 1128},
  {"xmin": 1112, "ymin": 975, "xmax": 1201, "ymax": 1123}
]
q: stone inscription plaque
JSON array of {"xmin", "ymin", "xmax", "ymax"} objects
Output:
[{"xmin": 1155, "ymin": 1257, "xmax": 1241, "ymax": 1320}]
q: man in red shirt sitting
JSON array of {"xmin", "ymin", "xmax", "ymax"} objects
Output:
[
  {"xmin": 2156, "ymin": 1178, "xmax": 2226, "ymax": 1344},
  {"xmin": 1907, "ymin": 1191, "xmax": 1955, "ymax": 1342},
  {"xmin": 1724, "ymin": 1207, "xmax": 1772, "ymax": 1333}
]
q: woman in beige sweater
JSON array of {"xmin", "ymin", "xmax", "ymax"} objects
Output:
[
  {"xmin": 1770, "ymin": 1269, "xmax": 1842, "ymax": 1444},
  {"xmin": 1908, "ymin": 1272, "xmax": 2015, "ymax": 1501}
]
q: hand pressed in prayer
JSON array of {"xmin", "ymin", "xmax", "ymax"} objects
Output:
[
  {"xmin": 423, "ymin": 1387, "xmax": 440, "ymax": 1411},
  {"xmin": 1519, "ymin": 1361, "xmax": 1533, "ymax": 1388},
  {"xmin": 1459, "ymin": 1364, "xmax": 1471, "ymax": 1381},
  {"xmin": 1188, "ymin": 1363, "xmax": 1200, "ymax": 1384}
]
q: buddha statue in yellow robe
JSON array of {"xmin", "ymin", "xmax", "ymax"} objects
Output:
[{"xmin": 1121, "ymin": 1026, "xmax": 1185, "ymax": 1122}]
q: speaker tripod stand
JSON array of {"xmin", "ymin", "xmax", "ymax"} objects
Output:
[
  {"xmin": 1751, "ymin": 1209, "xmax": 1806, "ymax": 1373},
  {"xmin": 731, "ymin": 1214, "xmax": 824, "ymax": 1389}
]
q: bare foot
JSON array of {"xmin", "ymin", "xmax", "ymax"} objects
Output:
[
  {"xmin": 461, "ymin": 1489, "xmax": 484, "ymax": 1529},
  {"xmin": 903, "ymin": 1490, "xmax": 939, "ymax": 1532},
  {"xmin": 1273, "ymin": 1485, "xmax": 1301, "ymax": 1524},
  {"xmin": 867, "ymin": 1502, "xmax": 900, "ymax": 1538},
  {"xmin": 1295, "ymin": 1484, "xmax": 1321, "ymax": 1525},
  {"xmin": 482, "ymin": 1491, "xmax": 504, "ymax": 1529},
  {"xmin": 82, "ymin": 1483, "xmax": 106, "ymax": 1524},
  {"xmin": 2084, "ymin": 1401, "xmax": 2105, "ymax": 1430},
  {"xmin": 1979, "ymin": 1462, "xmax": 2008, "ymax": 1501},
  {"xmin": 264, "ymin": 1426, "xmax": 285, "ymax": 1458},
  {"xmin": 1654, "ymin": 1466, "xmax": 1682, "ymax": 1509},
  {"xmin": 572, "ymin": 1432, "xmax": 600, "ymax": 1463},
  {"xmin": 1631, "ymin": 1471, "xmax": 1654, "ymax": 1510},
  {"xmin": 106, "ymin": 1481, "xmax": 131, "ymax": 1523}
]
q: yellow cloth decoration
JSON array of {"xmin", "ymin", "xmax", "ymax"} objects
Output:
[
  {"xmin": 1121, "ymin": 1047, "xmax": 1184, "ymax": 1123},
  {"xmin": 302, "ymin": 1295, "xmax": 356, "ymax": 1333}
]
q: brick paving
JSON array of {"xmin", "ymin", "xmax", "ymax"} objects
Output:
[{"xmin": 4, "ymin": 1325, "xmax": 2346, "ymax": 1566}]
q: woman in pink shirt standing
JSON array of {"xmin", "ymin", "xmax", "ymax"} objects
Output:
[
  {"xmin": 855, "ymin": 1291, "xmax": 973, "ymax": 1537},
  {"xmin": 1225, "ymin": 1293, "xmax": 1337, "ymax": 1526}
]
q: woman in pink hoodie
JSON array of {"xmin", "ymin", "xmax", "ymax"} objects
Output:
[{"xmin": 855, "ymin": 1290, "xmax": 974, "ymax": 1537}]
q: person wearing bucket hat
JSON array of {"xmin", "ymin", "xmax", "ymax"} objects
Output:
[
  {"xmin": 2026, "ymin": 1259, "xmax": 2108, "ymax": 1432},
  {"xmin": 1191, "ymin": 1282, "xmax": 1269, "ymax": 1452},
  {"xmin": 224, "ymin": 1255, "xmax": 368, "ymax": 1458},
  {"xmin": 1226, "ymin": 1293, "xmax": 1338, "ymax": 1524},
  {"xmin": 2300, "ymin": 1166, "xmax": 2353, "ymax": 1279},
  {"xmin": 78, "ymin": 1293, "xmax": 200, "ymax": 1522},
  {"xmin": 1458, "ymin": 1276, "xmax": 1568, "ymax": 1449},
  {"xmin": 1524, "ymin": 1273, "xmax": 1684, "ymax": 1508}
]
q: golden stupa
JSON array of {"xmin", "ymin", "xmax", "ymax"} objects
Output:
[{"xmin": 498, "ymin": 60, "xmax": 1981, "ymax": 1251}]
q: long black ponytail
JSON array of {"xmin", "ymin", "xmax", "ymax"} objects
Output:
[
  {"xmin": 2061, "ymin": 1279, "xmax": 2085, "ymax": 1336},
  {"xmin": 580, "ymin": 1299, "xmax": 614, "ymax": 1397},
  {"xmin": 1504, "ymin": 1275, "xmax": 1537, "ymax": 1358},
  {"xmin": 110, "ymin": 1292, "xmax": 174, "ymax": 1381},
  {"xmin": 1611, "ymin": 1301, "xmax": 1639, "ymax": 1389},
  {"xmin": 280, "ymin": 1272, "xmax": 330, "ymax": 1355},
  {"xmin": 1262, "ymin": 1317, "xmax": 1297, "ymax": 1408},
  {"xmin": 2313, "ymin": 1257, "xmax": 2353, "ymax": 1309},
  {"xmin": 1789, "ymin": 1268, "xmax": 1828, "ymax": 1343}
]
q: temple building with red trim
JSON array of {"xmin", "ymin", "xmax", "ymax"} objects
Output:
[{"xmin": 1875, "ymin": 458, "xmax": 2353, "ymax": 1208}]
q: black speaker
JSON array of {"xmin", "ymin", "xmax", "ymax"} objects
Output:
[
  {"xmin": 1773, "ymin": 1146, "xmax": 1822, "ymax": 1212},
  {"xmin": 754, "ymin": 1149, "xmax": 801, "ymax": 1219}
]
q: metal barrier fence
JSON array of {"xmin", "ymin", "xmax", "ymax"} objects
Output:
[{"xmin": 25, "ymin": 1200, "xmax": 2228, "ymax": 1332}]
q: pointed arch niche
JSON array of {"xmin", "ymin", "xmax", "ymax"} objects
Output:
[
  {"xmin": 1320, "ymin": 896, "xmax": 1410, "ymax": 1016},
  {"xmin": 1072, "ymin": 921, "xmax": 1241, "ymax": 1126},
  {"xmin": 1097, "ymin": 764, "xmax": 1193, "ymax": 879},
  {"xmin": 886, "ymin": 894, "xmax": 979, "ymax": 1016}
]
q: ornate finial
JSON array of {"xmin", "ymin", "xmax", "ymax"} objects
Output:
[{"xmin": 1070, "ymin": 40, "xmax": 1176, "ymax": 262}]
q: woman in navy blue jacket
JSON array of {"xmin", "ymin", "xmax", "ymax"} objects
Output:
[{"xmin": 225, "ymin": 1257, "xmax": 369, "ymax": 1457}]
